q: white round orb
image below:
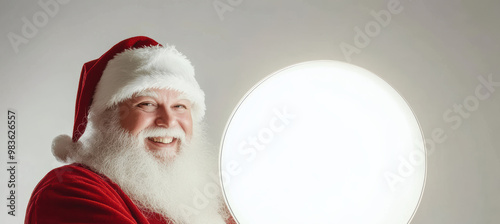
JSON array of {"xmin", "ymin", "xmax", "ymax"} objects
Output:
[{"xmin": 220, "ymin": 60, "xmax": 426, "ymax": 224}]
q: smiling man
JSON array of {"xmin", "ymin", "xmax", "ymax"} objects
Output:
[
  {"xmin": 119, "ymin": 89, "xmax": 193, "ymax": 161},
  {"xmin": 25, "ymin": 36, "xmax": 234, "ymax": 224}
]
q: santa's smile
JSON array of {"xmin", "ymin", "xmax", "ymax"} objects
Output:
[
  {"xmin": 146, "ymin": 136, "xmax": 179, "ymax": 152},
  {"xmin": 148, "ymin": 137, "xmax": 174, "ymax": 144}
]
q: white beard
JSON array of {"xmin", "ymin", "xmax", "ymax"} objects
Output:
[{"xmin": 71, "ymin": 109, "xmax": 228, "ymax": 224}]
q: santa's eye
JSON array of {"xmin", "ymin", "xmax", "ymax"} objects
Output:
[
  {"xmin": 139, "ymin": 102, "xmax": 154, "ymax": 107},
  {"xmin": 137, "ymin": 102, "xmax": 157, "ymax": 111},
  {"xmin": 174, "ymin": 104, "xmax": 187, "ymax": 109}
]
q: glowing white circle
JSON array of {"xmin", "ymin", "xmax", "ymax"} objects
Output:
[{"xmin": 220, "ymin": 61, "xmax": 426, "ymax": 224}]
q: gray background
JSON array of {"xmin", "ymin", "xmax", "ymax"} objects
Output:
[{"xmin": 1, "ymin": 0, "xmax": 499, "ymax": 223}]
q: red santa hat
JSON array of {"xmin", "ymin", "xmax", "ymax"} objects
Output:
[{"xmin": 52, "ymin": 36, "xmax": 205, "ymax": 162}]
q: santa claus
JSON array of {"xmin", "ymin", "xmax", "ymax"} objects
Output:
[{"xmin": 25, "ymin": 36, "xmax": 236, "ymax": 224}]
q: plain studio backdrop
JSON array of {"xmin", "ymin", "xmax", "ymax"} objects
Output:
[{"xmin": 0, "ymin": 0, "xmax": 499, "ymax": 223}]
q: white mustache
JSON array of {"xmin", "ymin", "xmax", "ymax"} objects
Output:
[{"xmin": 140, "ymin": 127, "xmax": 186, "ymax": 142}]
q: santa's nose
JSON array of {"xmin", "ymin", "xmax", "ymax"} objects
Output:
[{"xmin": 155, "ymin": 106, "xmax": 178, "ymax": 128}]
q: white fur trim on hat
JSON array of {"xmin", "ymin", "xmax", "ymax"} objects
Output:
[{"xmin": 91, "ymin": 45, "xmax": 206, "ymax": 122}]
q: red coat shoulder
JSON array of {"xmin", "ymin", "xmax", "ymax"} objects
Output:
[{"xmin": 25, "ymin": 163, "xmax": 151, "ymax": 224}]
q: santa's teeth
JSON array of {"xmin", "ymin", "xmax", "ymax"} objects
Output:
[
  {"xmin": 162, "ymin": 138, "xmax": 173, "ymax": 143},
  {"xmin": 150, "ymin": 137, "xmax": 174, "ymax": 144}
]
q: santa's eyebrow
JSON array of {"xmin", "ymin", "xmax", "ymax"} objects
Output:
[{"xmin": 134, "ymin": 90, "xmax": 160, "ymax": 98}]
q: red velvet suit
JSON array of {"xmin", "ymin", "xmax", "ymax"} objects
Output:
[{"xmin": 25, "ymin": 164, "xmax": 236, "ymax": 224}]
